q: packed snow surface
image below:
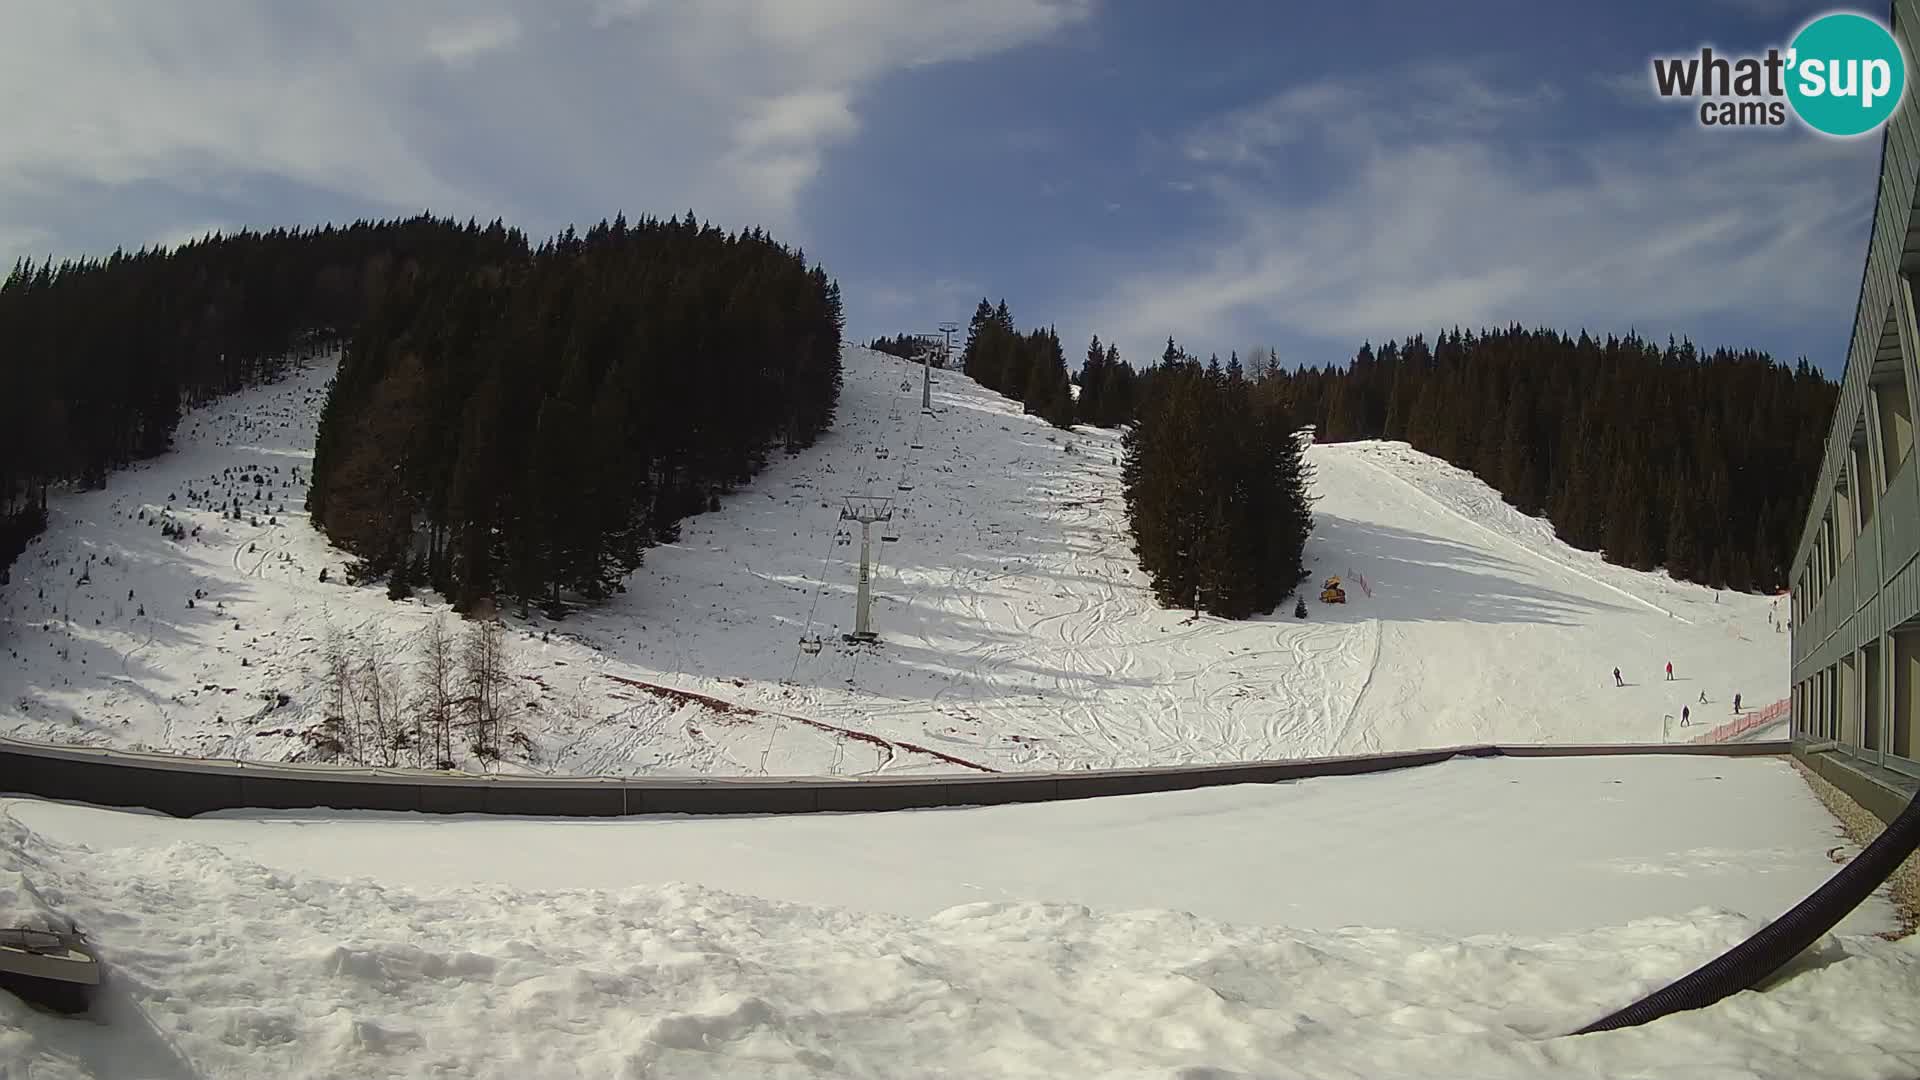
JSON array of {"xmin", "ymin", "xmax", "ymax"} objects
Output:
[
  {"xmin": 0, "ymin": 347, "xmax": 1790, "ymax": 776},
  {"xmin": 4, "ymin": 756, "xmax": 1915, "ymax": 1079}
]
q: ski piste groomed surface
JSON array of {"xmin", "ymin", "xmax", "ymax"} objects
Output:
[{"xmin": 0, "ymin": 346, "xmax": 1789, "ymax": 778}]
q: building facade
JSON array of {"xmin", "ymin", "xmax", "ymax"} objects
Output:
[{"xmin": 1790, "ymin": 0, "xmax": 1920, "ymax": 790}]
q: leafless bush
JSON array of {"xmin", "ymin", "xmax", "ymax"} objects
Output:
[
  {"xmin": 322, "ymin": 621, "xmax": 358, "ymax": 761},
  {"xmin": 316, "ymin": 611, "xmax": 519, "ymax": 769},
  {"xmin": 356, "ymin": 645, "xmax": 401, "ymax": 767},
  {"xmin": 461, "ymin": 614, "xmax": 512, "ymax": 761},
  {"xmin": 415, "ymin": 614, "xmax": 457, "ymax": 769}
]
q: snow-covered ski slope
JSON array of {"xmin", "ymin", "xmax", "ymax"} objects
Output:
[{"xmin": 0, "ymin": 346, "xmax": 1788, "ymax": 776}]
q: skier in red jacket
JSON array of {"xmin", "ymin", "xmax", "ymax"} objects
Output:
[{"xmin": 1666, "ymin": 661, "xmax": 1674, "ymax": 681}]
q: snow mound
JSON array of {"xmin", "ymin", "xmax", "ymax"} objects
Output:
[
  {"xmin": 1, "ymin": 808, "xmax": 1914, "ymax": 1079},
  {"xmin": 0, "ymin": 347, "xmax": 1788, "ymax": 777}
]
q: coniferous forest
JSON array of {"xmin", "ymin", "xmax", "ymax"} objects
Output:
[
  {"xmin": 960, "ymin": 299, "xmax": 1077, "ymax": 429},
  {"xmin": 1073, "ymin": 333, "xmax": 1141, "ymax": 428},
  {"xmin": 865, "ymin": 334, "xmax": 943, "ymax": 364},
  {"xmin": 0, "ymin": 216, "xmax": 518, "ymax": 579},
  {"xmin": 1121, "ymin": 342, "xmax": 1315, "ymax": 618},
  {"xmin": 1, "ymin": 212, "xmax": 844, "ymax": 622},
  {"xmin": 959, "ymin": 294, "xmax": 1307, "ymax": 620},
  {"xmin": 1267, "ymin": 326, "xmax": 1837, "ymax": 592},
  {"xmin": 306, "ymin": 213, "xmax": 845, "ymax": 616}
]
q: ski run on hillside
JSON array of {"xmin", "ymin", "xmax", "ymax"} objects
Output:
[{"xmin": 1, "ymin": 346, "xmax": 1788, "ymax": 776}]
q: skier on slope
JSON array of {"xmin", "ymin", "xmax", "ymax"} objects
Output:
[
  {"xmin": 1699, "ymin": 690, "xmax": 1708, "ymax": 705},
  {"xmin": 1614, "ymin": 667, "xmax": 1623, "ymax": 687},
  {"xmin": 1681, "ymin": 705, "xmax": 1691, "ymax": 726},
  {"xmin": 1666, "ymin": 661, "xmax": 1674, "ymax": 681},
  {"xmin": 1733, "ymin": 693, "xmax": 1742, "ymax": 714}
]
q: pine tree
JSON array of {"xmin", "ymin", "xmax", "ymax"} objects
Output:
[
  {"xmin": 1122, "ymin": 352, "xmax": 1313, "ymax": 619},
  {"xmin": 962, "ymin": 298, "xmax": 994, "ymax": 382},
  {"xmin": 1079, "ymin": 334, "xmax": 1107, "ymax": 424},
  {"xmin": 1666, "ymin": 472, "xmax": 1697, "ymax": 580},
  {"xmin": 387, "ymin": 555, "xmax": 413, "ymax": 600},
  {"xmin": 1097, "ymin": 344, "xmax": 1133, "ymax": 426}
]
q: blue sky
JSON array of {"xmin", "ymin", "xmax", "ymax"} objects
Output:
[{"xmin": 0, "ymin": 0, "xmax": 1887, "ymax": 376}]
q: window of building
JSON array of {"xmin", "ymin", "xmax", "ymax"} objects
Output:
[
  {"xmin": 1895, "ymin": 626, "xmax": 1920, "ymax": 763},
  {"xmin": 1873, "ymin": 375, "xmax": 1913, "ymax": 484},
  {"xmin": 1864, "ymin": 640, "xmax": 1883, "ymax": 752},
  {"xmin": 1852, "ymin": 432, "xmax": 1878, "ymax": 525}
]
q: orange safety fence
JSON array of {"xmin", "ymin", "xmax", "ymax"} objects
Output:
[{"xmin": 1690, "ymin": 697, "xmax": 1790, "ymax": 744}]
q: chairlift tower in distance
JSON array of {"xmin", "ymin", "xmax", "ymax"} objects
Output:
[
  {"xmin": 932, "ymin": 321, "xmax": 960, "ymax": 414},
  {"xmin": 840, "ymin": 495, "xmax": 893, "ymax": 643}
]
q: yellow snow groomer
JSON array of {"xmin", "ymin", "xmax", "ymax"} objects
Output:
[{"xmin": 1319, "ymin": 576, "xmax": 1347, "ymax": 604}]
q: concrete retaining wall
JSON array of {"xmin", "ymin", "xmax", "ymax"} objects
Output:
[{"xmin": 0, "ymin": 734, "xmax": 1790, "ymax": 819}]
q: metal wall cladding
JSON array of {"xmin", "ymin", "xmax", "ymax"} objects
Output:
[
  {"xmin": 1797, "ymin": 0, "xmax": 1920, "ymax": 573},
  {"xmin": 1882, "ymin": 460, "xmax": 1920, "ymax": 585},
  {"xmin": 1792, "ymin": 4, "xmax": 1920, "ymax": 732}
]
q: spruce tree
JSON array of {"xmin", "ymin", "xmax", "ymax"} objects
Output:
[{"xmin": 1079, "ymin": 334, "xmax": 1107, "ymax": 424}]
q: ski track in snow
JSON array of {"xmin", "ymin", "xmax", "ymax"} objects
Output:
[{"xmin": 0, "ymin": 347, "xmax": 1788, "ymax": 777}]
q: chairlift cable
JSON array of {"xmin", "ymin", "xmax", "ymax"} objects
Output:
[{"xmin": 788, "ymin": 517, "xmax": 846, "ymax": 682}]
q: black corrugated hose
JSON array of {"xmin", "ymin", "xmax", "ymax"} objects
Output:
[{"xmin": 1574, "ymin": 785, "xmax": 1920, "ymax": 1035}]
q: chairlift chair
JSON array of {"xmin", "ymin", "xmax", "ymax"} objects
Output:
[{"xmin": 799, "ymin": 633, "xmax": 823, "ymax": 655}]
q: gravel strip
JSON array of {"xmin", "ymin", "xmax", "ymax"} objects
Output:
[{"xmin": 1790, "ymin": 758, "xmax": 1920, "ymax": 940}]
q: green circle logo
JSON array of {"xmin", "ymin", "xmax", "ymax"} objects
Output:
[{"xmin": 1786, "ymin": 12, "xmax": 1907, "ymax": 136}]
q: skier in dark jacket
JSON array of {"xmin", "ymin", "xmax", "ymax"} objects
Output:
[
  {"xmin": 1733, "ymin": 693, "xmax": 1741, "ymax": 714},
  {"xmin": 1613, "ymin": 667, "xmax": 1623, "ymax": 687},
  {"xmin": 1681, "ymin": 705, "xmax": 1691, "ymax": 726}
]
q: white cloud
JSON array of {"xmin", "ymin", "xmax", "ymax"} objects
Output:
[
  {"xmin": 0, "ymin": 0, "xmax": 1091, "ymax": 259},
  {"xmin": 1183, "ymin": 65, "xmax": 1560, "ymax": 166},
  {"xmin": 0, "ymin": 224, "xmax": 54, "ymax": 266},
  {"xmin": 1709, "ymin": 0, "xmax": 1811, "ymax": 19},
  {"xmin": 149, "ymin": 222, "xmax": 236, "ymax": 250},
  {"xmin": 1594, "ymin": 68, "xmax": 1713, "ymax": 110},
  {"xmin": 427, "ymin": 14, "xmax": 522, "ymax": 66},
  {"xmin": 849, "ymin": 275, "xmax": 984, "ymax": 330},
  {"xmin": 1080, "ymin": 67, "xmax": 1877, "ymax": 364}
]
